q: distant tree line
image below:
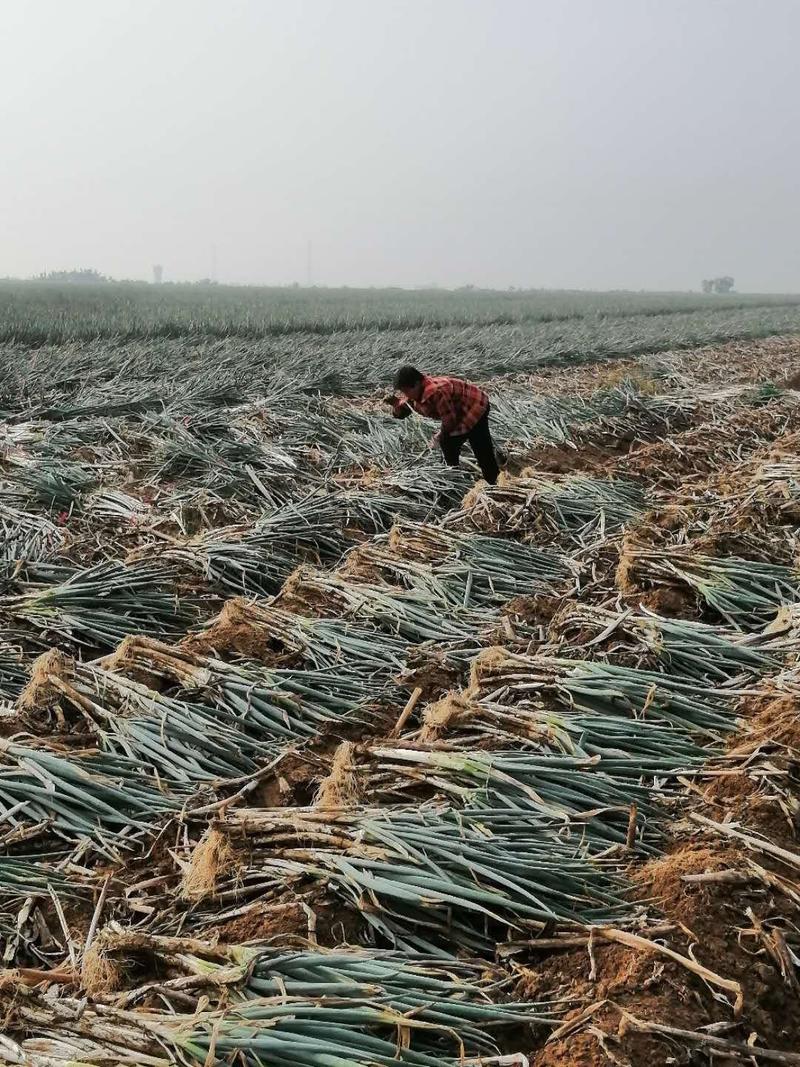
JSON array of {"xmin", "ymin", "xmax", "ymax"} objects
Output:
[
  {"xmin": 30, "ymin": 269, "xmax": 222, "ymax": 286},
  {"xmin": 18, "ymin": 271, "xmax": 741, "ymax": 295},
  {"xmin": 702, "ymin": 276, "xmax": 735, "ymax": 294},
  {"xmin": 34, "ymin": 268, "xmax": 109, "ymax": 284}
]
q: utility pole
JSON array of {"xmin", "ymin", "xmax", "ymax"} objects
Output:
[{"xmin": 306, "ymin": 241, "xmax": 312, "ymax": 287}]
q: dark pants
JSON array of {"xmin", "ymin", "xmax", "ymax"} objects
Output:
[{"xmin": 441, "ymin": 408, "xmax": 502, "ymax": 484}]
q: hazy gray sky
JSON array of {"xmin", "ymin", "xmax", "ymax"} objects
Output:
[{"xmin": 2, "ymin": 0, "xmax": 798, "ymax": 290}]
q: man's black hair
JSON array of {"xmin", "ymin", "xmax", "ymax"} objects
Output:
[{"xmin": 393, "ymin": 365, "xmax": 424, "ymax": 389}]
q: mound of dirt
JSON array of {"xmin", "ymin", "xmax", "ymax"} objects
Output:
[
  {"xmin": 212, "ymin": 901, "xmax": 309, "ymax": 944},
  {"xmin": 633, "ymin": 585, "xmax": 699, "ymax": 618},
  {"xmin": 182, "ymin": 598, "xmax": 302, "ymax": 666},
  {"xmin": 528, "ymin": 836, "xmax": 800, "ymax": 1064},
  {"xmin": 502, "ymin": 593, "xmax": 564, "ymax": 626},
  {"xmin": 526, "ymin": 441, "xmax": 626, "ymax": 477},
  {"xmin": 737, "ymin": 693, "xmax": 800, "ymax": 754},
  {"xmin": 401, "ymin": 647, "xmax": 465, "ymax": 700}
]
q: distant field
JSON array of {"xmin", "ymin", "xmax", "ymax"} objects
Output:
[
  {"xmin": 4, "ymin": 283, "xmax": 800, "ymax": 409},
  {"xmin": 2, "ymin": 280, "xmax": 800, "ymax": 344}
]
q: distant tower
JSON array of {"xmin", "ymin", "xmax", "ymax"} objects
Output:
[{"xmin": 153, "ymin": 265, "xmax": 163, "ymax": 285}]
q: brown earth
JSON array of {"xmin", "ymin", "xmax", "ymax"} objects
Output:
[{"xmin": 526, "ymin": 833, "xmax": 800, "ymax": 1064}]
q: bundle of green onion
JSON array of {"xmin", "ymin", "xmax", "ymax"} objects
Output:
[
  {"xmin": 0, "ymin": 740, "xmax": 183, "ymax": 851},
  {"xmin": 7, "ymin": 457, "xmax": 96, "ymax": 510},
  {"xmin": 150, "ymin": 424, "xmax": 304, "ymax": 509},
  {"xmin": 208, "ymin": 804, "xmax": 631, "ymax": 953},
  {"xmin": 0, "ymin": 854, "xmax": 95, "ymax": 955},
  {"xmin": 416, "ymin": 692, "xmax": 708, "ymax": 775},
  {"xmin": 176, "ymin": 994, "xmax": 538, "ymax": 1066},
  {"xmin": 470, "ymin": 649, "xmax": 735, "ymax": 740},
  {"xmin": 362, "ymin": 745, "xmax": 661, "ymax": 852},
  {"xmin": 83, "ymin": 487, "xmax": 152, "ymax": 522},
  {"xmin": 452, "ymin": 473, "xmax": 646, "ymax": 547},
  {"xmin": 385, "ymin": 520, "xmax": 575, "ymax": 606},
  {"xmin": 320, "ymin": 409, "xmax": 431, "ymax": 470},
  {"xmin": 153, "ymin": 494, "xmax": 350, "ymax": 598},
  {"xmin": 279, "ymin": 567, "xmax": 480, "ymax": 644},
  {"xmin": 339, "ymin": 541, "xmax": 463, "ymax": 605},
  {"xmin": 0, "ymin": 855, "xmax": 91, "ymax": 903},
  {"xmin": 622, "ymin": 547, "xmax": 800, "ymax": 628},
  {"xmin": 220, "ymin": 666, "xmax": 378, "ymax": 736},
  {"xmin": 488, "ymin": 390, "xmax": 576, "ymax": 445},
  {"xmin": 3, "ymin": 560, "xmax": 197, "ymax": 651},
  {"xmin": 0, "ymin": 640, "xmax": 29, "ymax": 702},
  {"xmin": 0, "ymin": 946, "xmax": 563, "ymax": 1066},
  {"xmin": 105, "ymin": 637, "xmax": 378, "ymax": 741},
  {"xmin": 755, "ymin": 458, "xmax": 800, "ymax": 506},
  {"xmin": 193, "ymin": 598, "xmax": 408, "ymax": 676},
  {"xmin": 18, "ymin": 651, "xmax": 277, "ymax": 784},
  {"xmin": 367, "ymin": 463, "xmax": 478, "ymax": 513},
  {"xmin": 0, "ymin": 503, "xmax": 65, "ymax": 576},
  {"xmin": 333, "ymin": 485, "xmax": 434, "ymax": 531},
  {"xmin": 546, "ymin": 603, "xmax": 780, "ymax": 682}
]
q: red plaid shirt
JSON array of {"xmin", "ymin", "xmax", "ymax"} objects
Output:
[{"xmin": 394, "ymin": 375, "xmax": 489, "ymax": 435}]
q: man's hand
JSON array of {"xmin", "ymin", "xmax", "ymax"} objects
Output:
[
  {"xmin": 387, "ymin": 395, "xmax": 412, "ymax": 420},
  {"xmin": 429, "ymin": 429, "xmax": 441, "ymax": 449}
]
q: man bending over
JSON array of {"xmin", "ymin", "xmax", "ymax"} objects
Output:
[{"xmin": 385, "ymin": 365, "xmax": 505, "ymax": 485}]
